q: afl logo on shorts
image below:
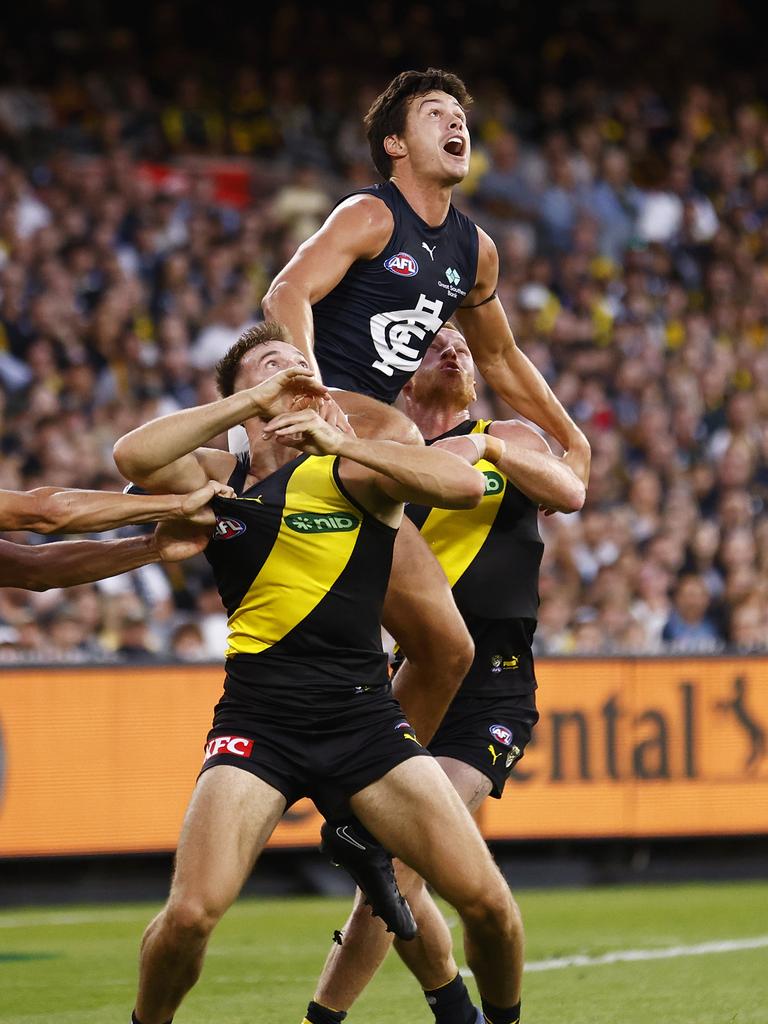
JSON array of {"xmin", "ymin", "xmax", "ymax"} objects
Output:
[
  {"xmin": 214, "ymin": 516, "xmax": 246, "ymax": 540},
  {"xmin": 489, "ymin": 724, "xmax": 513, "ymax": 747},
  {"xmin": 384, "ymin": 252, "xmax": 419, "ymax": 277}
]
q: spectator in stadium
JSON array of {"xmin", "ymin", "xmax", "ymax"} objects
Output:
[{"xmin": 662, "ymin": 573, "xmax": 724, "ymax": 653}]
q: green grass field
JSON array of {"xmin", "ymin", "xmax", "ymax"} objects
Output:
[{"xmin": 2, "ymin": 881, "xmax": 766, "ymax": 1024}]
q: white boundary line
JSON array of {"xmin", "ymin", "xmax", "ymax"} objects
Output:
[
  {"xmin": 458, "ymin": 935, "xmax": 768, "ymax": 975},
  {"xmin": 0, "ymin": 909, "xmax": 148, "ymax": 928}
]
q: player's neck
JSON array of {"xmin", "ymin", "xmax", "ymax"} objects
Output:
[
  {"xmin": 409, "ymin": 404, "xmax": 471, "ymax": 441},
  {"xmin": 245, "ymin": 430, "xmax": 300, "ymax": 480},
  {"xmin": 390, "ymin": 174, "xmax": 452, "ymax": 227}
]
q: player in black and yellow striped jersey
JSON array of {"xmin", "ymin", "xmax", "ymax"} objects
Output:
[
  {"xmin": 113, "ymin": 322, "xmax": 530, "ymax": 1024},
  {"xmin": 309, "ymin": 325, "xmax": 584, "ymax": 1024}
]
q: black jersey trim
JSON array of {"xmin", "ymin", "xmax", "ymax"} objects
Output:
[
  {"xmin": 459, "ymin": 289, "xmax": 498, "ymax": 309},
  {"xmin": 331, "ymin": 457, "xmax": 398, "ymax": 535},
  {"xmin": 227, "ymin": 451, "xmax": 251, "ymax": 494}
]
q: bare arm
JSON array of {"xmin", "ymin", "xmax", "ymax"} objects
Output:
[
  {"xmin": 485, "ymin": 421, "xmax": 585, "ymax": 511},
  {"xmin": 263, "ymin": 409, "xmax": 485, "ymax": 514},
  {"xmin": 113, "ymin": 367, "xmax": 327, "ymax": 493},
  {"xmin": 262, "ymin": 196, "xmax": 393, "ymax": 368},
  {"xmin": 0, "ymin": 521, "xmax": 209, "ymax": 592},
  {"xmin": 454, "ymin": 228, "xmax": 591, "ymax": 485},
  {"xmin": 0, "ymin": 480, "xmax": 231, "ymax": 535}
]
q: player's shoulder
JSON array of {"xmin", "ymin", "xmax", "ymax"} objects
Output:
[
  {"xmin": 487, "ymin": 419, "xmax": 550, "ymax": 453},
  {"xmin": 332, "ymin": 192, "xmax": 394, "ymax": 231},
  {"xmin": 322, "ymin": 192, "xmax": 394, "ymax": 258}
]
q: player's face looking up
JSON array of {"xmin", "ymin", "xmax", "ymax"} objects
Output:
[
  {"xmin": 407, "ymin": 327, "xmax": 477, "ymax": 407},
  {"xmin": 386, "ymin": 90, "xmax": 471, "ymax": 186},
  {"xmin": 234, "ymin": 340, "xmax": 313, "ymax": 392}
]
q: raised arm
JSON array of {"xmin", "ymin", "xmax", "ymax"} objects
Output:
[
  {"xmin": 263, "ymin": 408, "xmax": 486, "ymax": 517},
  {"xmin": 454, "ymin": 227, "xmax": 591, "ymax": 486},
  {"xmin": 262, "ymin": 196, "xmax": 393, "ymax": 368},
  {"xmin": 113, "ymin": 367, "xmax": 327, "ymax": 493},
  {"xmin": 0, "ymin": 479, "xmax": 231, "ymax": 535}
]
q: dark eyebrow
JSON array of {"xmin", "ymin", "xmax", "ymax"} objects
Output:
[
  {"xmin": 418, "ymin": 96, "xmax": 466, "ymax": 115},
  {"xmin": 257, "ymin": 348, "xmax": 282, "ymax": 363}
]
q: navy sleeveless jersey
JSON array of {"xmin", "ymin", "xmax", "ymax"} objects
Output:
[{"xmin": 312, "ymin": 181, "xmax": 479, "ymax": 403}]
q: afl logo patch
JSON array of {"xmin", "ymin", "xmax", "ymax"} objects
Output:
[
  {"xmin": 489, "ymin": 724, "xmax": 513, "ymax": 747},
  {"xmin": 384, "ymin": 252, "xmax": 419, "ymax": 277},
  {"xmin": 214, "ymin": 516, "xmax": 247, "ymax": 540}
]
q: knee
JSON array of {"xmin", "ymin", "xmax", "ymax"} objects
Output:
[
  {"xmin": 163, "ymin": 896, "xmax": 221, "ymax": 944},
  {"xmin": 459, "ymin": 879, "xmax": 523, "ymax": 943},
  {"xmin": 435, "ymin": 618, "xmax": 474, "ymax": 677}
]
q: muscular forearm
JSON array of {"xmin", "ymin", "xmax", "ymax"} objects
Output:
[
  {"xmin": 487, "ymin": 445, "xmax": 585, "ymax": 512},
  {"xmin": 481, "ymin": 346, "xmax": 586, "ymax": 450},
  {"xmin": 21, "ymin": 487, "xmax": 191, "ymax": 535},
  {"xmin": 114, "ymin": 392, "xmax": 258, "ymax": 480},
  {"xmin": 338, "ymin": 436, "xmax": 484, "ymax": 509},
  {"xmin": 0, "ymin": 535, "xmax": 159, "ymax": 591}
]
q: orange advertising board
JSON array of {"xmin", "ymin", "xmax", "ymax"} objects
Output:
[{"xmin": 0, "ymin": 657, "xmax": 766, "ymax": 857}]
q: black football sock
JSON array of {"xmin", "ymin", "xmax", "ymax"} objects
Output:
[
  {"xmin": 424, "ymin": 973, "xmax": 477, "ymax": 1024},
  {"xmin": 131, "ymin": 1013, "xmax": 172, "ymax": 1024},
  {"xmin": 303, "ymin": 1000, "xmax": 347, "ymax": 1024},
  {"xmin": 480, "ymin": 998, "xmax": 521, "ymax": 1024}
]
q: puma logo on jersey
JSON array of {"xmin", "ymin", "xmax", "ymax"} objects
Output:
[
  {"xmin": 421, "ymin": 242, "xmax": 436, "ymax": 260},
  {"xmin": 488, "ymin": 744, "xmax": 502, "ymax": 766}
]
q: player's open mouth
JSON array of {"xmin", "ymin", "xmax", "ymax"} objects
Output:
[{"xmin": 443, "ymin": 136, "xmax": 466, "ymax": 157}]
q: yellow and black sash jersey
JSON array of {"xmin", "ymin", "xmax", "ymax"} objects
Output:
[
  {"xmin": 406, "ymin": 419, "xmax": 543, "ymax": 620},
  {"xmin": 204, "ymin": 451, "xmax": 396, "ymax": 689}
]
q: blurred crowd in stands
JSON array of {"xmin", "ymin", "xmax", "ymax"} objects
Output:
[{"xmin": 0, "ymin": 3, "xmax": 767, "ymax": 660}]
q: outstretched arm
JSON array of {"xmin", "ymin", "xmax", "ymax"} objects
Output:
[
  {"xmin": 262, "ymin": 196, "xmax": 393, "ymax": 368},
  {"xmin": 263, "ymin": 409, "xmax": 485, "ymax": 513},
  {"xmin": 0, "ymin": 479, "xmax": 231, "ymax": 535},
  {"xmin": 0, "ymin": 517, "xmax": 210, "ymax": 591},
  {"xmin": 454, "ymin": 228, "xmax": 591, "ymax": 486}
]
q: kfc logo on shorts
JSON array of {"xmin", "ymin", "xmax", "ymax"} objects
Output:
[
  {"xmin": 214, "ymin": 517, "xmax": 247, "ymax": 540},
  {"xmin": 384, "ymin": 252, "xmax": 419, "ymax": 277},
  {"xmin": 489, "ymin": 724, "xmax": 513, "ymax": 747},
  {"xmin": 204, "ymin": 735, "xmax": 254, "ymax": 761}
]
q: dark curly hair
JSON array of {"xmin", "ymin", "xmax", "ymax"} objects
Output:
[
  {"xmin": 364, "ymin": 68, "xmax": 472, "ymax": 179},
  {"xmin": 215, "ymin": 321, "xmax": 291, "ymax": 397}
]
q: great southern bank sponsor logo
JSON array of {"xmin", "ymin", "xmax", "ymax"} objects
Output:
[
  {"xmin": 384, "ymin": 252, "xmax": 419, "ymax": 277},
  {"xmin": 284, "ymin": 511, "xmax": 360, "ymax": 533}
]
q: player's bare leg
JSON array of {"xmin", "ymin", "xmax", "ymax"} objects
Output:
[
  {"xmin": 315, "ymin": 758, "xmax": 492, "ymax": 1012},
  {"xmin": 385, "ymin": 519, "xmax": 474, "ymax": 742},
  {"xmin": 331, "ymin": 389, "xmax": 475, "ymax": 742},
  {"xmin": 134, "ymin": 767, "xmax": 286, "ymax": 1024},
  {"xmin": 350, "ymin": 756, "xmax": 523, "ymax": 1010}
]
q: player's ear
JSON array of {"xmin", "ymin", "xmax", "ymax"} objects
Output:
[{"xmin": 384, "ymin": 134, "xmax": 406, "ymax": 159}]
